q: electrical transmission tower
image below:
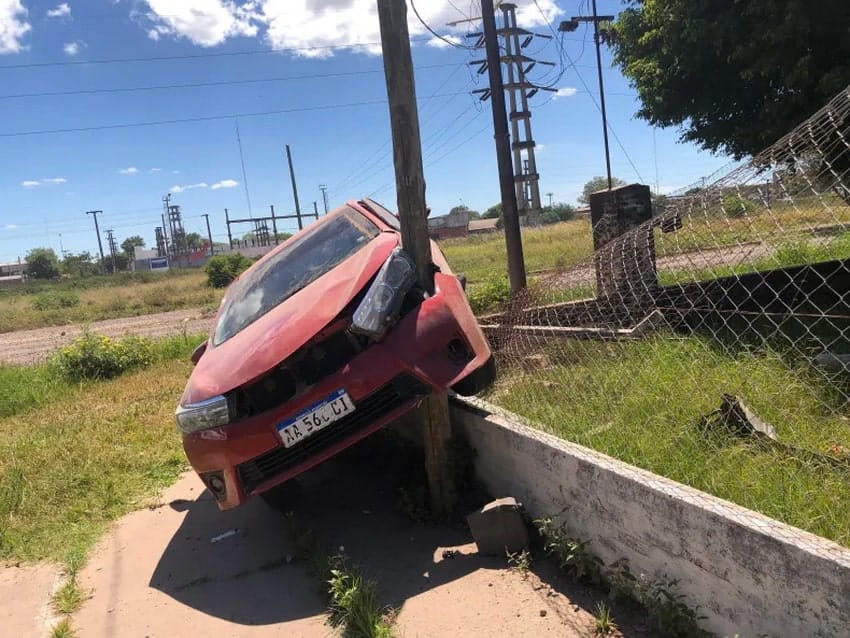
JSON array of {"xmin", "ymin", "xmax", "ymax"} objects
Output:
[
  {"xmin": 154, "ymin": 226, "xmax": 167, "ymax": 257},
  {"xmin": 469, "ymin": 2, "xmax": 555, "ymax": 226},
  {"xmin": 105, "ymin": 229, "xmax": 118, "ymax": 274}
]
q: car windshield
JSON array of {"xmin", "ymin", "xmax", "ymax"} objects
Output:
[{"xmin": 212, "ymin": 207, "xmax": 379, "ymax": 345}]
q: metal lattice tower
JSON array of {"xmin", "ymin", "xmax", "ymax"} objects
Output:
[
  {"xmin": 154, "ymin": 227, "xmax": 166, "ymax": 257},
  {"xmin": 500, "ymin": 3, "xmax": 542, "ymax": 222}
]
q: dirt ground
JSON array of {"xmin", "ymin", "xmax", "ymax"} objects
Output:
[
  {"xmin": 0, "ymin": 308, "xmax": 212, "ymax": 365},
  {"xmin": 3, "ymin": 438, "xmax": 652, "ymax": 637}
]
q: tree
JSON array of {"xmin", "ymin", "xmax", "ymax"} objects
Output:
[
  {"xmin": 25, "ymin": 247, "xmax": 60, "ymax": 279},
  {"xmin": 447, "ymin": 204, "xmax": 480, "ymax": 219},
  {"xmin": 185, "ymin": 232, "xmax": 204, "ymax": 251},
  {"xmin": 578, "ymin": 176, "xmax": 627, "ymax": 205},
  {"xmin": 482, "ymin": 203, "xmax": 502, "ymax": 219},
  {"xmin": 61, "ymin": 251, "xmax": 99, "ymax": 278},
  {"xmin": 120, "ymin": 235, "xmax": 145, "ymax": 257},
  {"xmin": 611, "ymin": 0, "xmax": 850, "ymax": 158}
]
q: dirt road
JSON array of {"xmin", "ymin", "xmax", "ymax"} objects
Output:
[{"xmin": 0, "ymin": 308, "xmax": 212, "ymax": 365}]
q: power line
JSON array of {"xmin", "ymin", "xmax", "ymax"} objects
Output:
[
  {"xmin": 0, "ymin": 91, "xmax": 471, "ymax": 138},
  {"xmin": 409, "ymin": 0, "xmax": 477, "ymax": 50},
  {"xmin": 0, "ymin": 63, "xmax": 461, "ymax": 101}
]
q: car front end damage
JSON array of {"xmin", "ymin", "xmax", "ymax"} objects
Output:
[{"xmin": 177, "ymin": 227, "xmax": 491, "ymax": 510}]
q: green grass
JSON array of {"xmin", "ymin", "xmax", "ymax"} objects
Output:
[
  {"xmin": 52, "ymin": 578, "xmax": 86, "ymax": 615},
  {"xmin": 488, "ymin": 337, "xmax": 850, "ymax": 547},
  {"xmin": 50, "ymin": 619, "xmax": 76, "ymax": 638},
  {"xmin": 0, "ymin": 335, "xmax": 203, "ymax": 566},
  {"xmin": 0, "ymin": 269, "xmax": 221, "ymax": 333},
  {"xmin": 327, "ymin": 557, "xmax": 396, "ymax": 638}
]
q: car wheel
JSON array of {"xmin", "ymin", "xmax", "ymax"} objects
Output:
[
  {"xmin": 259, "ymin": 479, "xmax": 302, "ymax": 511},
  {"xmin": 451, "ymin": 355, "xmax": 496, "ymax": 396}
]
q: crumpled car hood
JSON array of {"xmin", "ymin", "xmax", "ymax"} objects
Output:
[{"xmin": 182, "ymin": 232, "xmax": 399, "ymax": 404}]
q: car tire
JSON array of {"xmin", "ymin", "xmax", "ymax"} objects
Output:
[
  {"xmin": 259, "ymin": 479, "xmax": 302, "ymax": 511},
  {"xmin": 451, "ymin": 355, "xmax": 496, "ymax": 396}
]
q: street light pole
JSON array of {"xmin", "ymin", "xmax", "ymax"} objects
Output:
[{"xmin": 561, "ymin": 2, "xmax": 616, "ymax": 190}]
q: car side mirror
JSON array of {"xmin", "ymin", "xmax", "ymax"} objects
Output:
[{"xmin": 190, "ymin": 340, "xmax": 208, "ymax": 365}]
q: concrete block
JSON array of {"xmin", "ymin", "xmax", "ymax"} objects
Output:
[{"xmin": 467, "ymin": 496, "xmax": 529, "ymax": 556}]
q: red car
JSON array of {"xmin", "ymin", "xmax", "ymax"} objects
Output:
[{"xmin": 175, "ymin": 199, "xmax": 494, "ymax": 510}]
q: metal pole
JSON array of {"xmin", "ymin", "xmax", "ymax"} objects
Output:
[
  {"xmin": 202, "ymin": 213, "xmax": 214, "ymax": 256},
  {"xmin": 270, "ymin": 205, "xmax": 279, "ymax": 244},
  {"xmin": 592, "ymin": 0, "xmax": 613, "ymax": 190},
  {"xmin": 225, "ymin": 208, "xmax": 233, "ymax": 249},
  {"xmin": 86, "ymin": 210, "xmax": 106, "ymax": 272},
  {"xmin": 482, "ymin": 0, "xmax": 526, "ymax": 293},
  {"xmin": 319, "ymin": 185, "xmax": 329, "ymax": 213},
  {"xmin": 286, "ymin": 145, "xmax": 303, "ymax": 230},
  {"xmin": 313, "ymin": 201, "xmax": 319, "ymax": 219}
]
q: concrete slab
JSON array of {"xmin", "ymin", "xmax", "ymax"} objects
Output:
[{"xmin": 0, "ymin": 562, "xmax": 59, "ymax": 638}]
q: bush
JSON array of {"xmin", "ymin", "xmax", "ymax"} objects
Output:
[
  {"xmin": 31, "ymin": 290, "xmax": 80, "ymax": 311},
  {"xmin": 721, "ymin": 195, "xmax": 757, "ymax": 218},
  {"xmin": 467, "ymin": 272, "xmax": 510, "ymax": 315},
  {"xmin": 52, "ymin": 332, "xmax": 155, "ymax": 381},
  {"xmin": 205, "ymin": 253, "xmax": 253, "ymax": 288}
]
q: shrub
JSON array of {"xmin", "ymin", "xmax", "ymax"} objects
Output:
[
  {"xmin": 31, "ymin": 290, "xmax": 80, "ymax": 311},
  {"xmin": 721, "ymin": 195, "xmax": 757, "ymax": 218},
  {"xmin": 467, "ymin": 273, "xmax": 510, "ymax": 315},
  {"xmin": 205, "ymin": 253, "xmax": 253, "ymax": 288},
  {"xmin": 52, "ymin": 332, "xmax": 155, "ymax": 381}
]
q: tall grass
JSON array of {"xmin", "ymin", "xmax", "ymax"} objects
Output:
[{"xmin": 0, "ymin": 335, "xmax": 204, "ymax": 564}]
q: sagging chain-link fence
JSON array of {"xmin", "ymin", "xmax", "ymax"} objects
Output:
[{"xmin": 480, "ymin": 86, "xmax": 850, "ymax": 548}]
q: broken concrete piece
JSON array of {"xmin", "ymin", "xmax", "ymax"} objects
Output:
[{"xmin": 467, "ymin": 497, "xmax": 529, "ymax": 556}]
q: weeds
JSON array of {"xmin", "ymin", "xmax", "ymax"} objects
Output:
[
  {"xmin": 31, "ymin": 290, "xmax": 80, "ymax": 311},
  {"xmin": 505, "ymin": 548, "xmax": 533, "ymax": 578},
  {"xmin": 593, "ymin": 602, "xmax": 618, "ymax": 636},
  {"xmin": 50, "ymin": 619, "xmax": 76, "ymax": 638},
  {"xmin": 327, "ymin": 556, "xmax": 395, "ymax": 638},
  {"xmin": 535, "ymin": 517, "xmax": 603, "ymax": 584},
  {"xmin": 51, "ymin": 332, "xmax": 155, "ymax": 381},
  {"xmin": 52, "ymin": 577, "xmax": 86, "ymax": 615}
]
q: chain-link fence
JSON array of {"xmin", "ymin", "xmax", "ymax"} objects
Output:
[{"xmin": 479, "ymin": 85, "xmax": 850, "ymax": 547}]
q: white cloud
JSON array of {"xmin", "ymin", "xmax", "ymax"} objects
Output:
[
  {"xmin": 119, "ymin": 166, "xmax": 139, "ymax": 175},
  {"xmin": 21, "ymin": 177, "xmax": 67, "ymax": 187},
  {"xmin": 140, "ymin": 0, "xmax": 261, "ymax": 48},
  {"xmin": 535, "ymin": 143, "xmax": 545, "ymax": 153},
  {"xmin": 63, "ymin": 40, "xmax": 85, "ymax": 56},
  {"xmin": 170, "ymin": 182, "xmax": 208, "ymax": 193},
  {"xmin": 46, "ymin": 3, "xmax": 71, "ymax": 19},
  {"xmin": 211, "ymin": 178, "xmax": 239, "ymax": 190},
  {"xmin": 132, "ymin": 1, "xmax": 562, "ymax": 57},
  {"xmin": 553, "ymin": 87, "xmax": 578, "ymax": 99},
  {"xmin": 149, "ymin": 167, "xmax": 161, "ymax": 173},
  {"xmin": 0, "ymin": 0, "xmax": 31, "ymax": 54},
  {"xmin": 5, "ymin": 223, "xmax": 18, "ymax": 229},
  {"xmin": 426, "ymin": 34, "xmax": 461, "ymax": 50}
]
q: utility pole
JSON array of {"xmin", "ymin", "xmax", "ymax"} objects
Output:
[
  {"xmin": 561, "ymin": 2, "xmax": 615, "ymax": 189},
  {"xmin": 286, "ymin": 145, "xmax": 303, "ymax": 230},
  {"xmin": 547, "ymin": 192, "xmax": 554, "ymax": 208},
  {"xmin": 313, "ymin": 201, "xmax": 319, "ymax": 218},
  {"xmin": 202, "ymin": 213, "xmax": 214, "ymax": 256},
  {"xmin": 481, "ymin": 0, "xmax": 526, "ymax": 293},
  {"xmin": 85, "ymin": 210, "xmax": 106, "ymax": 273},
  {"xmin": 224, "ymin": 208, "xmax": 233, "ymax": 249},
  {"xmin": 105, "ymin": 229, "xmax": 118, "ymax": 274},
  {"xmin": 319, "ymin": 184, "xmax": 329, "ymax": 214},
  {"xmin": 270, "ymin": 205, "xmax": 280, "ymax": 244},
  {"xmin": 377, "ymin": 0, "xmax": 455, "ymax": 518}
]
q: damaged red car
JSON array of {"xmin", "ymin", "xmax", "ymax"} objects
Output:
[{"xmin": 175, "ymin": 199, "xmax": 494, "ymax": 510}]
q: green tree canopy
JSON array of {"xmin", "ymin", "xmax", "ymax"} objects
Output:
[
  {"xmin": 25, "ymin": 247, "xmax": 60, "ymax": 279},
  {"xmin": 612, "ymin": 0, "xmax": 850, "ymax": 158},
  {"xmin": 61, "ymin": 251, "xmax": 99, "ymax": 278},
  {"xmin": 482, "ymin": 203, "xmax": 502, "ymax": 219},
  {"xmin": 120, "ymin": 235, "xmax": 145, "ymax": 257},
  {"xmin": 185, "ymin": 232, "xmax": 204, "ymax": 251},
  {"xmin": 578, "ymin": 176, "xmax": 627, "ymax": 205}
]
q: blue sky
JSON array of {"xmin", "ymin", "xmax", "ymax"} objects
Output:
[{"xmin": 0, "ymin": 0, "xmax": 733, "ymax": 263}]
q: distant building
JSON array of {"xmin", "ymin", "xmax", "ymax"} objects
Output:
[
  {"xmin": 428, "ymin": 208, "xmax": 470, "ymax": 240},
  {"xmin": 0, "ymin": 260, "xmax": 26, "ymax": 288},
  {"xmin": 468, "ymin": 218, "xmax": 500, "ymax": 234}
]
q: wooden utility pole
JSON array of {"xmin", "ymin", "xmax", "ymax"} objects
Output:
[
  {"xmin": 377, "ymin": 0, "xmax": 455, "ymax": 518},
  {"xmin": 286, "ymin": 144, "xmax": 303, "ymax": 230}
]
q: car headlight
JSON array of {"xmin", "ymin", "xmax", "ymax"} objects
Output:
[
  {"xmin": 351, "ymin": 247, "xmax": 417, "ymax": 340},
  {"xmin": 175, "ymin": 395, "xmax": 231, "ymax": 435}
]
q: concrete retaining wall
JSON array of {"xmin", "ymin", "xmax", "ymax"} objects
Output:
[{"xmin": 450, "ymin": 397, "xmax": 850, "ymax": 638}]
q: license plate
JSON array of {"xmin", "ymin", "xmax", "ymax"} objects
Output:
[{"xmin": 277, "ymin": 389, "xmax": 356, "ymax": 448}]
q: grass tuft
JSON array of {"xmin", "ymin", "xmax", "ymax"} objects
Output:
[
  {"xmin": 50, "ymin": 619, "xmax": 76, "ymax": 638},
  {"xmin": 52, "ymin": 578, "xmax": 86, "ymax": 615}
]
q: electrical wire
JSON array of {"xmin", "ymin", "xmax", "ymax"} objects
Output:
[
  {"xmin": 409, "ymin": 0, "xmax": 477, "ymax": 50},
  {"xmin": 0, "ymin": 63, "xmax": 461, "ymax": 101},
  {"xmin": 0, "ymin": 91, "xmax": 471, "ymax": 138}
]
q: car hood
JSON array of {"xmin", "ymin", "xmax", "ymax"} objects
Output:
[{"xmin": 182, "ymin": 232, "xmax": 399, "ymax": 404}]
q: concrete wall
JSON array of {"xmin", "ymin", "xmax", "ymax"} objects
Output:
[{"xmin": 450, "ymin": 397, "xmax": 850, "ymax": 638}]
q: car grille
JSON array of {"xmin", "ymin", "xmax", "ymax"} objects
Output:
[
  {"xmin": 230, "ymin": 329, "xmax": 363, "ymax": 419},
  {"xmin": 237, "ymin": 374, "xmax": 429, "ymax": 494}
]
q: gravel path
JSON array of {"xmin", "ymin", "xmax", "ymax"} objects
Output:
[{"xmin": 0, "ymin": 308, "xmax": 213, "ymax": 365}]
